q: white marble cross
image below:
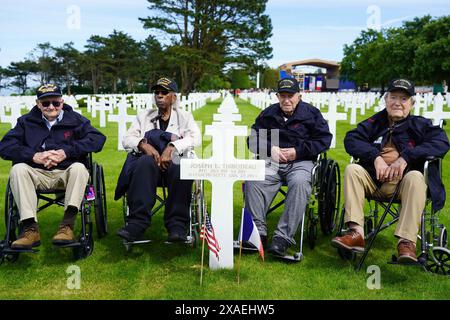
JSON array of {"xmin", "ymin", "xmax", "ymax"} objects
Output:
[
  {"xmin": 180, "ymin": 100, "xmax": 265, "ymax": 270},
  {"xmin": 108, "ymin": 98, "xmax": 135, "ymax": 150},
  {"xmin": 0, "ymin": 105, "xmax": 22, "ymax": 128},
  {"xmin": 321, "ymin": 93, "xmax": 347, "ymax": 148},
  {"xmin": 93, "ymin": 97, "xmax": 113, "ymax": 128},
  {"xmin": 423, "ymin": 93, "xmax": 450, "ymax": 125}
]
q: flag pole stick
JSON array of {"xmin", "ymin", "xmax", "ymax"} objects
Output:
[{"xmin": 200, "ymin": 202, "xmax": 207, "ymax": 286}]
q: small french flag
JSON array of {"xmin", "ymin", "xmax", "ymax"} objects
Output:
[{"xmin": 239, "ymin": 207, "xmax": 264, "ymax": 260}]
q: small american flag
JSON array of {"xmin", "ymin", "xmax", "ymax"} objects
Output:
[{"xmin": 200, "ymin": 214, "xmax": 221, "ymax": 260}]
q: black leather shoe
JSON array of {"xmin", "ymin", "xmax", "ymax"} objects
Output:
[
  {"xmin": 167, "ymin": 231, "xmax": 187, "ymax": 243},
  {"xmin": 268, "ymin": 237, "xmax": 289, "ymax": 256},
  {"xmin": 117, "ymin": 227, "xmax": 141, "ymax": 242}
]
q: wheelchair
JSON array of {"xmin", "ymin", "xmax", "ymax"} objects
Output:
[
  {"xmin": 121, "ymin": 169, "xmax": 206, "ymax": 252},
  {"xmin": 0, "ymin": 153, "xmax": 107, "ymax": 264},
  {"xmin": 335, "ymin": 128, "xmax": 449, "ymax": 275},
  {"xmin": 235, "ymin": 152, "xmax": 341, "ymax": 262}
]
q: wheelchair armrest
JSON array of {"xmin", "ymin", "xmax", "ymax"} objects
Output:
[
  {"xmin": 311, "ymin": 152, "xmax": 326, "ymax": 186},
  {"xmin": 423, "ymin": 156, "xmax": 442, "ymax": 187}
]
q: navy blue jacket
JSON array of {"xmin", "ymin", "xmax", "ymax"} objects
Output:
[
  {"xmin": 0, "ymin": 104, "xmax": 106, "ymax": 170},
  {"xmin": 248, "ymin": 101, "xmax": 332, "ymax": 161},
  {"xmin": 345, "ymin": 109, "xmax": 450, "ymax": 211}
]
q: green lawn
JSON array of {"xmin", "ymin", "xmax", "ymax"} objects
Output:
[{"xmin": 0, "ymin": 97, "xmax": 449, "ymax": 299}]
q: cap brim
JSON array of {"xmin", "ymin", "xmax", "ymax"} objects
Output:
[
  {"xmin": 278, "ymin": 89, "xmax": 298, "ymax": 94},
  {"xmin": 388, "ymin": 87, "xmax": 413, "ymax": 96},
  {"xmin": 151, "ymin": 84, "xmax": 174, "ymax": 92},
  {"xmin": 38, "ymin": 93, "xmax": 62, "ymax": 99}
]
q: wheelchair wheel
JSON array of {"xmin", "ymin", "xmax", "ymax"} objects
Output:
[
  {"xmin": 93, "ymin": 163, "xmax": 108, "ymax": 238},
  {"xmin": 73, "ymin": 223, "xmax": 94, "ymax": 260},
  {"xmin": 3, "ymin": 182, "xmax": 20, "ymax": 263},
  {"xmin": 318, "ymin": 160, "xmax": 341, "ymax": 235},
  {"xmin": 425, "ymin": 247, "xmax": 450, "ymax": 275}
]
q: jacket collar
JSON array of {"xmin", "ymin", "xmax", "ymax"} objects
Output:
[{"xmin": 262, "ymin": 101, "xmax": 313, "ymax": 122}]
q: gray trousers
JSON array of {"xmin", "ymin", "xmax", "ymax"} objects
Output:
[{"xmin": 245, "ymin": 161, "xmax": 314, "ymax": 245}]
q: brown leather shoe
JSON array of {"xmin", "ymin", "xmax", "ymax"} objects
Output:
[
  {"xmin": 331, "ymin": 229, "xmax": 365, "ymax": 253},
  {"xmin": 397, "ymin": 240, "xmax": 417, "ymax": 263},
  {"xmin": 11, "ymin": 226, "xmax": 41, "ymax": 249},
  {"xmin": 52, "ymin": 225, "xmax": 75, "ymax": 245}
]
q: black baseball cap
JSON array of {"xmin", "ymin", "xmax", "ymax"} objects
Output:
[
  {"xmin": 36, "ymin": 84, "xmax": 62, "ymax": 99},
  {"xmin": 277, "ymin": 77, "xmax": 299, "ymax": 94},
  {"xmin": 387, "ymin": 79, "xmax": 415, "ymax": 96},
  {"xmin": 151, "ymin": 77, "xmax": 178, "ymax": 93}
]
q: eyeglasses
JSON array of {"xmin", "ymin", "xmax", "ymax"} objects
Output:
[
  {"xmin": 153, "ymin": 90, "xmax": 170, "ymax": 96},
  {"xmin": 40, "ymin": 101, "xmax": 62, "ymax": 108}
]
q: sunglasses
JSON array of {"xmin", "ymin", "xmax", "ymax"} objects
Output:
[
  {"xmin": 40, "ymin": 101, "xmax": 62, "ymax": 108},
  {"xmin": 153, "ymin": 90, "xmax": 170, "ymax": 96}
]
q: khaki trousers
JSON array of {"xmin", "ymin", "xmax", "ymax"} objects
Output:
[
  {"xmin": 344, "ymin": 164, "xmax": 427, "ymax": 243},
  {"xmin": 9, "ymin": 162, "xmax": 89, "ymax": 222}
]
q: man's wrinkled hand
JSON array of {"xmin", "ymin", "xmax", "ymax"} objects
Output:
[
  {"xmin": 271, "ymin": 146, "xmax": 287, "ymax": 163},
  {"xmin": 374, "ymin": 156, "xmax": 389, "ymax": 182},
  {"xmin": 33, "ymin": 151, "xmax": 50, "ymax": 165},
  {"xmin": 384, "ymin": 157, "xmax": 407, "ymax": 182},
  {"xmin": 280, "ymin": 148, "xmax": 296, "ymax": 162},
  {"xmin": 46, "ymin": 149, "xmax": 67, "ymax": 165},
  {"xmin": 139, "ymin": 142, "xmax": 160, "ymax": 164},
  {"xmin": 160, "ymin": 145, "xmax": 175, "ymax": 171}
]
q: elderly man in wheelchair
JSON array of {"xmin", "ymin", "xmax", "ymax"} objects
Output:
[
  {"xmin": 0, "ymin": 84, "xmax": 106, "ymax": 252},
  {"xmin": 244, "ymin": 77, "xmax": 333, "ymax": 257},
  {"xmin": 115, "ymin": 77, "xmax": 201, "ymax": 244},
  {"xmin": 331, "ymin": 79, "xmax": 450, "ymax": 266}
]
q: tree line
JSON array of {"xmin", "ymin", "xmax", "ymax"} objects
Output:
[
  {"xmin": 0, "ymin": 0, "xmax": 275, "ymax": 95},
  {"xmin": 340, "ymin": 15, "xmax": 450, "ymax": 90}
]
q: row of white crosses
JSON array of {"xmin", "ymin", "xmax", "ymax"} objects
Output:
[
  {"xmin": 181, "ymin": 94, "xmax": 265, "ymax": 270},
  {"xmin": 98, "ymin": 93, "xmax": 221, "ymax": 150},
  {"xmin": 240, "ymin": 91, "xmax": 450, "ymax": 147},
  {"xmin": 0, "ymin": 95, "xmax": 81, "ymax": 128}
]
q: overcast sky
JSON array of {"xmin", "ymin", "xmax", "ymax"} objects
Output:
[{"xmin": 1, "ymin": 0, "xmax": 449, "ymax": 81}]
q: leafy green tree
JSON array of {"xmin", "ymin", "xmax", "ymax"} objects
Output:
[
  {"xmin": 84, "ymin": 35, "xmax": 109, "ymax": 94},
  {"xmin": 139, "ymin": 36, "xmax": 168, "ymax": 92},
  {"xmin": 6, "ymin": 60, "xmax": 39, "ymax": 94},
  {"xmin": 229, "ymin": 69, "xmax": 251, "ymax": 89},
  {"xmin": 53, "ymin": 42, "xmax": 81, "ymax": 95},
  {"xmin": 140, "ymin": 0, "xmax": 272, "ymax": 93},
  {"xmin": 413, "ymin": 16, "xmax": 450, "ymax": 84},
  {"xmin": 30, "ymin": 42, "xmax": 57, "ymax": 85},
  {"xmin": 261, "ymin": 67, "xmax": 279, "ymax": 90}
]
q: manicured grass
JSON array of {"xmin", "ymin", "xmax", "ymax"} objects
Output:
[{"xmin": 0, "ymin": 97, "xmax": 449, "ymax": 299}]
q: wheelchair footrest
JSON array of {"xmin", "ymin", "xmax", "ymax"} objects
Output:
[
  {"xmin": 233, "ymin": 240, "xmax": 259, "ymax": 252},
  {"xmin": 53, "ymin": 242, "xmax": 81, "ymax": 248},
  {"xmin": 2, "ymin": 248, "xmax": 39, "ymax": 254},
  {"xmin": 273, "ymin": 252, "xmax": 303, "ymax": 263},
  {"xmin": 387, "ymin": 255, "xmax": 423, "ymax": 266},
  {"xmin": 164, "ymin": 236, "xmax": 194, "ymax": 245},
  {"xmin": 123, "ymin": 240, "xmax": 152, "ymax": 246}
]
